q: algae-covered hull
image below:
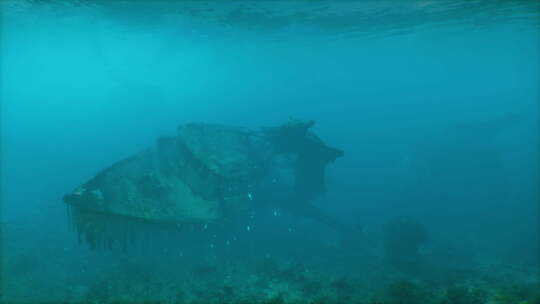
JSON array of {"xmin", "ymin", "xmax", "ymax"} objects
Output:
[{"xmin": 64, "ymin": 120, "xmax": 343, "ymax": 248}]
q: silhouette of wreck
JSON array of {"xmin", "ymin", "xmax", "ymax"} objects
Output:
[{"xmin": 64, "ymin": 119, "xmax": 345, "ymax": 249}]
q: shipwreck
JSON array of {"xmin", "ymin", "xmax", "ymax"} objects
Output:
[{"xmin": 64, "ymin": 119, "xmax": 345, "ymax": 249}]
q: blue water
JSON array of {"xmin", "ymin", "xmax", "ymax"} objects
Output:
[{"xmin": 2, "ymin": 1, "xmax": 539, "ymax": 303}]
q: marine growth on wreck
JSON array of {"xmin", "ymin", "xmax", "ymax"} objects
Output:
[{"xmin": 64, "ymin": 119, "xmax": 344, "ymax": 249}]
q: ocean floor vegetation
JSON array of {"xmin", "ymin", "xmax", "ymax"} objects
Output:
[{"xmin": 2, "ymin": 225, "xmax": 539, "ymax": 304}]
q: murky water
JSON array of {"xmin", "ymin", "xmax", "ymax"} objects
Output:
[{"xmin": 1, "ymin": 1, "xmax": 539, "ymax": 303}]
